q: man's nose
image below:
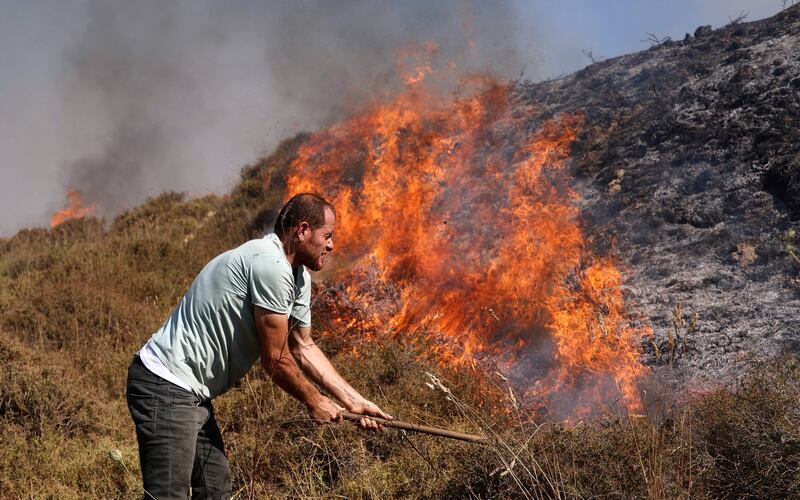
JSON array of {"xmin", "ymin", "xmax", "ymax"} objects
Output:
[{"xmin": 327, "ymin": 240, "xmax": 334, "ymax": 252}]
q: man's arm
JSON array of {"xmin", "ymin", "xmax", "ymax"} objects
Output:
[
  {"xmin": 254, "ymin": 306, "xmax": 341, "ymax": 424},
  {"xmin": 288, "ymin": 321, "xmax": 393, "ymax": 430}
]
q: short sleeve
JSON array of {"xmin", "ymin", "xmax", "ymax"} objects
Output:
[
  {"xmin": 249, "ymin": 254, "xmax": 295, "ymax": 315},
  {"xmin": 290, "ymin": 268, "xmax": 312, "ymax": 328}
]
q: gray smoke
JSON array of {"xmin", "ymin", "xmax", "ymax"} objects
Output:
[
  {"xmin": 0, "ymin": 0, "xmax": 781, "ymax": 234},
  {"xmin": 58, "ymin": 0, "xmax": 521, "ymax": 216}
]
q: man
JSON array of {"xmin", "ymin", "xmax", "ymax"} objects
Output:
[{"xmin": 126, "ymin": 193, "xmax": 392, "ymax": 499}]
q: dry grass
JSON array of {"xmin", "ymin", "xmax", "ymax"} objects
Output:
[
  {"xmin": 1, "ymin": 134, "xmax": 798, "ymax": 498},
  {"xmin": 733, "ymin": 242, "xmax": 757, "ymax": 268}
]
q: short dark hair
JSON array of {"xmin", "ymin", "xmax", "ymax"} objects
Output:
[{"xmin": 273, "ymin": 193, "xmax": 334, "ymax": 238}]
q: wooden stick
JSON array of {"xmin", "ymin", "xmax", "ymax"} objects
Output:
[{"xmin": 341, "ymin": 411, "xmax": 488, "ymax": 444}]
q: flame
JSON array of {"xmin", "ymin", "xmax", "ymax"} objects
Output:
[
  {"xmin": 396, "ymin": 41, "xmax": 438, "ymax": 87},
  {"xmin": 50, "ymin": 189, "xmax": 96, "ymax": 228},
  {"xmin": 286, "ymin": 57, "xmax": 650, "ymax": 416}
]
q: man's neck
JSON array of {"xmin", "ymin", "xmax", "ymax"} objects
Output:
[{"xmin": 278, "ymin": 234, "xmax": 299, "ymax": 269}]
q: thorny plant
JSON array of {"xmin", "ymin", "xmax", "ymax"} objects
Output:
[
  {"xmin": 581, "ymin": 49, "xmax": 603, "ymax": 64},
  {"xmin": 652, "ymin": 303, "xmax": 698, "ymax": 365},
  {"xmin": 727, "ymin": 10, "xmax": 749, "ymax": 26},
  {"xmin": 642, "ymin": 32, "xmax": 672, "ymax": 47},
  {"xmin": 785, "ymin": 227, "xmax": 800, "ymax": 266},
  {"xmin": 423, "ymin": 364, "xmax": 670, "ymax": 500},
  {"xmin": 781, "ymin": 0, "xmax": 800, "ymax": 10},
  {"xmin": 424, "ymin": 371, "xmax": 549, "ymax": 500}
]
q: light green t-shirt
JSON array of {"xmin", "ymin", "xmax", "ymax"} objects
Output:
[{"xmin": 147, "ymin": 233, "xmax": 311, "ymax": 400}]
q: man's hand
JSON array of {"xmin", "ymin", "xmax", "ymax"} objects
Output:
[
  {"xmin": 347, "ymin": 398, "xmax": 393, "ymax": 431},
  {"xmin": 307, "ymin": 395, "xmax": 343, "ymax": 425},
  {"xmin": 287, "ymin": 323, "xmax": 392, "ymax": 432}
]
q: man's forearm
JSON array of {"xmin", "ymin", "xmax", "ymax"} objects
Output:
[
  {"xmin": 291, "ymin": 343, "xmax": 364, "ymax": 409},
  {"xmin": 263, "ymin": 354, "xmax": 323, "ymax": 408}
]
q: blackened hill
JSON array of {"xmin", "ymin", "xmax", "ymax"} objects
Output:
[{"xmin": 514, "ymin": 5, "xmax": 800, "ymax": 380}]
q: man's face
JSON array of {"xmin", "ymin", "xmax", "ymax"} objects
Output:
[{"xmin": 295, "ymin": 207, "xmax": 335, "ymax": 271}]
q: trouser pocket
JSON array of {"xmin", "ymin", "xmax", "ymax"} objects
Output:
[
  {"xmin": 170, "ymin": 386, "xmax": 201, "ymax": 408},
  {"xmin": 127, "ymin": 391, "xmax": 159, "ymax": 441},
  {"xmin": 126, "ymin": 358, "xmax": 163, "ymax": 442}
]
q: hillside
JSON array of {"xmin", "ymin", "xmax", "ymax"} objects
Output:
[
  {"xmin": 1, "ymin": 6, "xmax": 799, "ymax": 499},
  {"xmin": 521, "ymin": 6, "xmax": 800, "ymax": 380}
]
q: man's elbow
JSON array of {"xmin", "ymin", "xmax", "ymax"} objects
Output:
[
  {"xmin": 288, "ymin": 344, "xmax": 310, "ymax": 370},
  {"xmin": 261, "ymin": 352, "xmax": 290, "ymax": 378},
  {"xmin": 288, "ymin": 333, "xmax": 315, "ymax": 362}
]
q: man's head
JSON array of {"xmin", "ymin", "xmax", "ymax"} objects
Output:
[{"xmin": 274, "ymin": 193, "xmax": 335, "ymax": 271}]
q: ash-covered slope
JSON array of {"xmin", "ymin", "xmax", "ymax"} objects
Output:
[{"xmin": 515, "ymin": 6, "xmax": 800, "ymax": 379}]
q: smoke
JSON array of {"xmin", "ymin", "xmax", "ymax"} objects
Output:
[
  {"xmin": 0, "ymin": 0, "xmax": 782, "ymax": 234},
  {"xmin": 55, "ymin": 0, "xmax": 522, "ymax": 216}
]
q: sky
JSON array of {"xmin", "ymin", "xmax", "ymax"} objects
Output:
[{"xmin": 0, "ymin": 0, "xmax": 784, "ymax": 236}]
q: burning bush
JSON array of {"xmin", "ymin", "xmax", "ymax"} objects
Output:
[
  {"xmin": 288, "ymin": 77, "xmax": 650, "ymax": 417},
  {"xmin": 50, "ymin": 189, "xmax": 96, "ymax": 228}
]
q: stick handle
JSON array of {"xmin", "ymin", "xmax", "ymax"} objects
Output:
[{"xmin": 341, "ymin": 411, "xmax": 488, "ymax": 444}]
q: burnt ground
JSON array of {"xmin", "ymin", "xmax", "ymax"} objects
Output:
[{"xmin": 514, "ymin": 6, "xmax": 800, "ymax": 382}]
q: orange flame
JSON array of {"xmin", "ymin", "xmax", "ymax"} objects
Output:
[
  {"xmin": 50, "ymin": 189, "xmax": 96, "ymax": 228},
  {"xmin": 286, "ymin": 59, "xmax": 650, "ymax": 416},
  {"xmin": 396, "ymin": 41, "xmax": 438, "ymax": 87}
]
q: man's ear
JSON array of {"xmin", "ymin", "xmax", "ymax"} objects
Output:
[{"xmin": 297, "ymin": 221, "xmax": 311, "ymax": 241}]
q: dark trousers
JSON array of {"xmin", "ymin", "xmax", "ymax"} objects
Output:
[{"xmin": 126, "ymin": 355, "xmax": 232, "ymax": 500}]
